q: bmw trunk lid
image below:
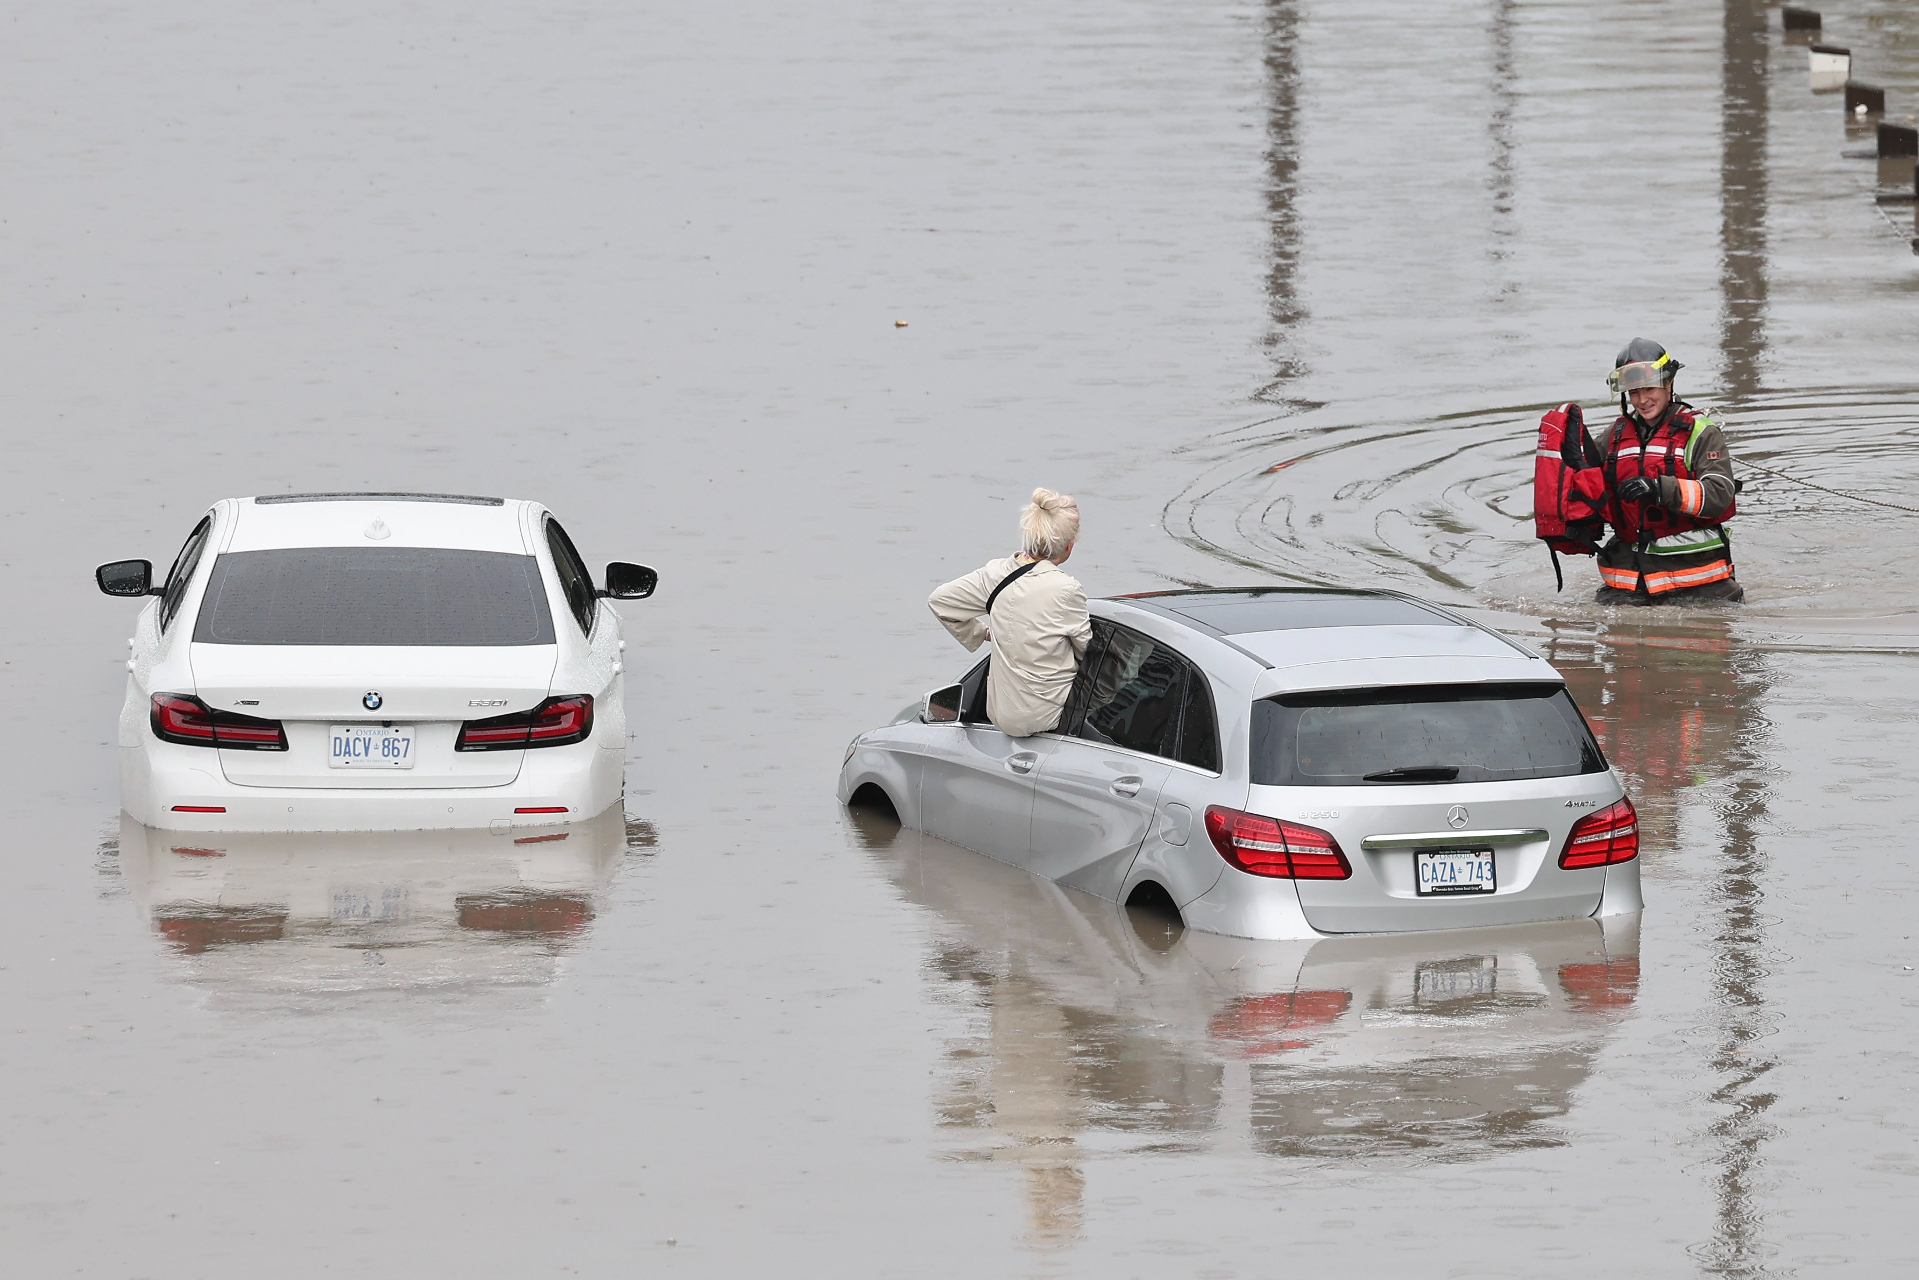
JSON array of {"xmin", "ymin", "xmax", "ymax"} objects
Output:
[{"xmin": 189, "ymin": 644, "xmax": 557, "ymax": 788}]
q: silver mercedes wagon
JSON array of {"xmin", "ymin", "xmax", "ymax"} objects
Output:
[{"xmin": 837, "ymin": 588, "xmax": 1640, "ymax": 941}]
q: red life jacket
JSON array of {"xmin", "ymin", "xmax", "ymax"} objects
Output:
[
  {"xmin": 1533, "ymin": 402, "xmax": 1604, "ymax": 589},
  {"xmin": 1597, "ymin": 402, "xmax": 1738, "ymax": 596},
  {"xmin": 1602, "ymin": 403, "xmax": 1736, "ymax": 539}
]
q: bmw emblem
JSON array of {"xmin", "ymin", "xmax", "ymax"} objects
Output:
[
  {"xmin": 1447, "ymin": 805, "xmax": 1470, "ymax": 829},
  {"xmin": 363, "ymin": 691, "xmax": 383, "ymax": 711}
]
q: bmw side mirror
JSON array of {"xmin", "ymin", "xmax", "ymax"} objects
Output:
[
  {"xmin": 96, "ymin": 559, "xmax": 156, "ymax": 598},
  {"xmin": 923, "ymin": 684, "xmax": 962, "ymax": 724},
  {"xmin": 601, "ymin": 562, "xmax": 658, "ymax": 600}
]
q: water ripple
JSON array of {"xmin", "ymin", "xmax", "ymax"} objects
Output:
[{"xmin": 1165, "ymin": 386, "xmax": 1919, "ymax": 649}]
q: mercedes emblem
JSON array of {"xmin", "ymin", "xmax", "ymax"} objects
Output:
[
  {"xmin": 363, "ymin": 691, "xmax": 383, "ymax": 711},
  {"xmin": 1446, "ymin": 805, "xmax": 1469, "ymax": 829}
]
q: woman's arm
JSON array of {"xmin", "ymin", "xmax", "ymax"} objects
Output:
[
  {"xmin": 928, "ymin": 565, "xmax": 996, "ymax": 651},
  {"xmin": 1063, "ymin": 583, "xmax": 1091, "ymax": 659}
]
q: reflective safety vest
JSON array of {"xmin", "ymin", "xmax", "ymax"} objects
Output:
[{"xmin": 1597, "ymin": 404, "xmax": 1737, "ymax": 597}]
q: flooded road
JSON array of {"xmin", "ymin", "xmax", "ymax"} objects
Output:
[{"xmin": 4, "ymin": 0, "xmax": 1918, "ymax": 1274}]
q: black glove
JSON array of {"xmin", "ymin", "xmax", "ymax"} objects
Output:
[{"xmin": 1617, "ymin": 476, "xmax": 1659, "ymax": 503}]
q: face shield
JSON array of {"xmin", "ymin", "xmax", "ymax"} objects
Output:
[{"xmin": 1608, "ymin": 358, "xmax": 1675, "ymax": 396}]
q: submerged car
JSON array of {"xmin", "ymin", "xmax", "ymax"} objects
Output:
[
  {"xmin": 97, "ymin": 492, "xmax": 656, "ymax": 832},
  {"xmin": 838, "ymin": 588, "xmax": 1640, "ymax": 941}
]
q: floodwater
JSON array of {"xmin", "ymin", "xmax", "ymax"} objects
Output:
[{"xmin": 4, "ymin": 0, "xmax": 1919, "ymax": 1274}]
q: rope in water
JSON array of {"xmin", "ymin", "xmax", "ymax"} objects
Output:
[{"xmin": 1738, "ymin": 458, "xmax": 1919, "ymax": 517}]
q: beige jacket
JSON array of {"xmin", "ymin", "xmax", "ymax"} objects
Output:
[{"xmin": 927, "ymin": 556, "xmax": 1092, "ymax": 738}]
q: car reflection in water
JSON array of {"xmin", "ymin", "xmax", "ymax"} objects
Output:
[
  {"xmin": 112, "ymin": 806, "xmax": 646, "ymax": 1010},
  {"xmin": 846, "ymin": 801, "xmax": 1638, "ymax": 1247}
]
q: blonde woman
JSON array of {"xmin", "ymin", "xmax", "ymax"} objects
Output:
[{"xmin": 927, "ymin": 489, "xmax": 1092, "ymax": 737}]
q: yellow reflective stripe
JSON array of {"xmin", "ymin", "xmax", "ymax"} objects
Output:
[
  {"xmin": 1645, "ymin": 529, "xmax": 1725, "ymax": 554},
  {"xmin": 1684, "ymin": 418, "xmax": 1714, "ymax": 471},
  {"xmin": 1599, "ymin": 565, "xmax": 1640, "ymax": 589},
  {"xmin": 1653, "ymin": 563, "xmax": 1729, "ymax": 584},
  {"xmin": 1643, "ymin": 559, "xmax": 1733, "ymax": 592}
]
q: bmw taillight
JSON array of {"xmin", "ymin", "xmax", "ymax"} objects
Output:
[
  {"xmin": 1559, "ymin": 797, "xmax": 1639, "ymax": 869},
  {"xmin": 1204, "ymin": 806, "xmax": 1351, "ymax": 880},
  {"xmin": 150, "ymin": 694, "xmax": 287, "ymax": 751},
  {"xmin": 455, "ymin": 695, "xmax": 594, "ymax": 751}
]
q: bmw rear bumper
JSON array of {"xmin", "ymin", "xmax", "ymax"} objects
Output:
[{"xmin": 121, "ymin": 740, "xmax": 625, "ymax": 832}]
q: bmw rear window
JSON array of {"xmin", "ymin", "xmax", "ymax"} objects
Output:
[
  {"xmin": 1250, "ymin": 683, "xmax": 1607, "ymax": 786},
  {"xmin": 192, "ymin": 548, "xmax": 555, "ymax": 646}
]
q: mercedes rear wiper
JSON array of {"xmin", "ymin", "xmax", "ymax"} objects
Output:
[{"xmin": 1362, "ymin": 765, "xmax": 1461, "ymax": 782}]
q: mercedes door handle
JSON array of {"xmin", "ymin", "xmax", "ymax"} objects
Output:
[
  {"xmin": 1007, "ymin": 753, "xmax": 1039, "ymax": 775},
  {"xmin": 1111, "ymin": 776, "xmax": 1142, "ymax": 797}
]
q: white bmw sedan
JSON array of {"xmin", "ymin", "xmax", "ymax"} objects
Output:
[
  {"xmin": 97, "ymin": 492, "xmax": 655, "ymax": 832},
  {"xmin": 839, "ymin": 589, "xmax": 1641, "ymax": 941}
]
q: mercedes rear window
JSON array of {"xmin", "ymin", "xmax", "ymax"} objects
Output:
[
  {"xmin": 192, "ymin": 548, "xmax": 555, "ymax": 646},
  {"xmin": 1250, "ymin": 683, "xmax": 1606, "ymax": 786}
]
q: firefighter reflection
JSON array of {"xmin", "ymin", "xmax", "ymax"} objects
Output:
[
  {"xmin": 1546, "ymin": 618, "xmax": 1777, "ymax": 1267},
  {"xmin": 1548, "ymin": 627, "xmax": 1753, "ymax": 854}
]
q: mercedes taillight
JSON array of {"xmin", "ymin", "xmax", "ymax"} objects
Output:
[
  {"xmin": 150, "ymin": 694, "xmax": 287, "ymax": 751},
  {"xmin": 1559, "ymin": 797, "xmax": 1638, "ymax": 869},
  {"xmin": 455, "ymin": 695, "xmax": 594, "ymax": 751},
  {"xmin": 1558, "ymin": 957, "xmax": 1641, "ymax": 1011},
  {"xmin": 1204, "ymin": 806, "xmax": 1351, "ymax": 880}
]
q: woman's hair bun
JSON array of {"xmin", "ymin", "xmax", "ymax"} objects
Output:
[{"xmin": 1019, "ymin": 488, "xmax": 1080, "ymax": 559}]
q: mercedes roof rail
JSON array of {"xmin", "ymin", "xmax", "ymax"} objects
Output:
[
  {"xmin": 253, "ymin": 492, "xmax": 506, "ymax": 506},
  {"xmin": 1112, "ymin": 585, "xmax": 1535, "ymax": 660}
]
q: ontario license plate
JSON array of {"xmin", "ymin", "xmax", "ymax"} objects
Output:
[
  {"xmin": 1414, "ymin": 956, "xmax": 1497, "ymax": 1003},
  {"xmin": 329, "ymin": 725, "xmax": 416, "ymax": 769},
  {"xmin": 1415, "ymin": 848, "xmax": 1495, "ymax": 895}
]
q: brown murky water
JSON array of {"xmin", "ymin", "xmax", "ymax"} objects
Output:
[{"xmin": 5, "ymin": 0, "xmax": 1919, "ymax": 1274}]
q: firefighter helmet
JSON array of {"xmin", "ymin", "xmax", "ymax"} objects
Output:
[{"xmin": 1608, "ymin": 338, "xmax": 1683, "ymax": 395}]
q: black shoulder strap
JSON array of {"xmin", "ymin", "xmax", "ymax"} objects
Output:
[
  {"xmin": 986, "ymin": 560, "xmax": 1041, "ymax": 616},
  {"xmin": 1558, "ymin": 403, "xmax": 1591, "ymax": 467}
]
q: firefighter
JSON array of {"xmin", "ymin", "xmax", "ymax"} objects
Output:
[{"xmin": 1582, "ymin": 338, "xmax": 1743, "ymax": 605}]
